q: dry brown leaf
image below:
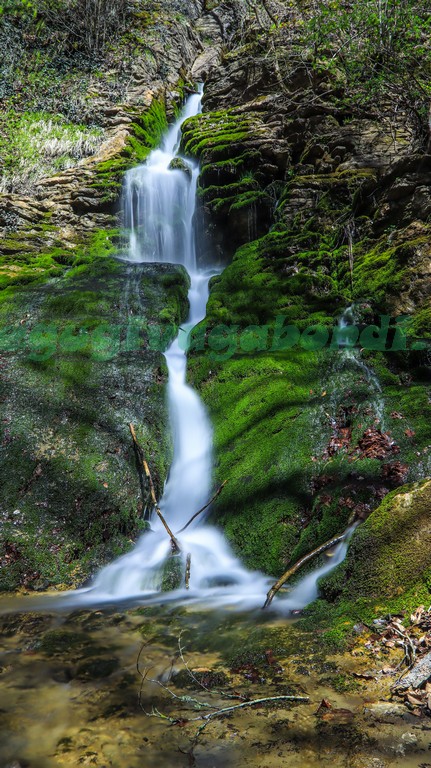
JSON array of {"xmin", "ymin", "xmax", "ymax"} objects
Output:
[
  {"xmin": 407, "ymin": 692, "xmax": 424, "ymax": 706},
  {"xmin": 352, "ymin": 672, "xmax": 376, "ymax": 680},
  {"xmin": 410, "ymin": 606, "xmax": 425, "ymax": 624}
]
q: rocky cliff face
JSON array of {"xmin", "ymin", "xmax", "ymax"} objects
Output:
[
  {"xmin": 183, "ymin": 3, "xmax": 431, "ymax": 619},
  {"xmin": 0, "ymin": 0, "xmax": 430, "ymax": 616}
]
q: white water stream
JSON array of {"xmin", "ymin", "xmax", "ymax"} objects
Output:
[
  {"xmin": 8, "ymin": 89, "xmax": 355, "ymax": 615},
  {"xmin": 338, "ymin": 304, "xmax": 385, "ymax": 427}
]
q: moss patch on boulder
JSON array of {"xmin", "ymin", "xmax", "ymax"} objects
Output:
[{"xmin": 0, "ymin": 237, "xmax": 189, "ymax": 591}]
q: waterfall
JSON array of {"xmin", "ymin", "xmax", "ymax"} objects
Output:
[
  {"xmin": 122, "ymin": 90, "xmax": 202, "ymax": 269},
  {"xmin": 337, "ymin": 304, "xmax": 385, "ymax": 427},
  {"xmin": 18, "ymin": 89, "xmax": 355, "ymax": 616}
]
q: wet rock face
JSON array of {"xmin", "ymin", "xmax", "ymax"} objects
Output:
[{"xmin": 182, "ymin": 103, "xmax": 290, "ymax": 264}]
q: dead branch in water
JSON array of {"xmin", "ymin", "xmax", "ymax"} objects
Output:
[
  {"xmin": 262, "ymin": 532, "xmax": 347, "ymax": 609},
  {"xmin": 136, "ymin": 632, "xmax": 309, "ymax": 759},
  {"xmin": 177, "ymin": 480, "xmax": 228, "ymax": 534},
  {"xmin": 129, "ymin": 423, "xmax": 181, "ymax": 554}
]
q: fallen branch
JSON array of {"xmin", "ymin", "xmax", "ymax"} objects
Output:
[
  {"xmin": 188, "ymin": 694, "xmax": 309, "ymax": 736},
  {"xmin": 177, "ymin": 481, "xmax": 228, "ymax": 534},
  {"xmin": 262, "ymin": 532, "xmax": 347, "ymax": 609},
  {"xmin": 392, "ymin": 627, "xmax": 418, "ymax": 686},
  {"xmin": 137, "ymin": 632, "xmax": 309, "ymax": 762},
  {"xmin": 129, "ymin": 423, "xmax": 181, "ymax": 553}
]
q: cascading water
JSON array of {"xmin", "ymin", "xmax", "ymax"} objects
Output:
[
  {"xmin": 337, "ymin": 304, "xmax": 385, "ymax": 427},
  {"xmin": 90, "ymin": 86, "xmax": 274, "ymax": 608},
  {"xmin": 6, "ymin": 89, "xmax": 355, "ymax": 616}
]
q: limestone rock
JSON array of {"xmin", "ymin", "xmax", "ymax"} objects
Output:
[{"xmin": 168, "ymin": 157, "xmax": 192, "ymax": 177}]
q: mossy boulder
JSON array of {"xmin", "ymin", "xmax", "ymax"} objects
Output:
[
  {"xmin": 161, "ymin": 554, "xmax": 184, "ymax": 591},
  {"xmin": 322, "ymin": 479, "xmax": 431, "ymax": 604},
  {"xmin": 168, "ymin": 157, "xmax": 192, "ymax": 177},
  {"xmin": 0, "ymin": 237, "xmax": 190, "ymax": 592}
]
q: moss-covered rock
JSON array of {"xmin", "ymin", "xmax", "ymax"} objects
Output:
[
  {"xmin": 168, "ymin": 157, "xmax": 192, "ymax": 177},
  {"xmin": 0, "ymin": 235, "xmax": 190, "ymax": 591},
  {"xmin": 185, "ymin": 18, "xmax": 430, "ymax": 595},
  {"xmin": 323, "ymin": 479, "xmax": 431, "ymax": 603},
  {"xmin": 161, "ymin": 554, "xmax": 184, "ymax": 591},
  {"xmin": 181, "ymin": 107, "xmax": 289, "ymax": 262},
  {"xmin": 302, "ymin": 480, "xmax": 431, "ymax": 646}
]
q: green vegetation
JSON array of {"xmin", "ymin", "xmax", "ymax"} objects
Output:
[
  {"xmin": 0, "ymin": 110, "xmax": 103, "ymax": 193},
  {"xmin": 250, "ymin": 0, "xmax": 431, "ymax": 146},
  {"xmin": 0, "ymin": 229, "xmax": 190, "ymax": 590},
  {"xmin": 187, "ymin": 82, "xmax": 430, "ymax": 605},
  {"xmin": 0, "ymin": 227, "xmax": 118, "ymax": 296},
  {"xmin": 302, "ymin": 479, "xmax": 431, "ymax": 647}
]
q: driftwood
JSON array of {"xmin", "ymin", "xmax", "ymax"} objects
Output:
[
  {"xmin": 185, "ymin": 553, "xmax": 191, "ymax": 590},
  {"xmin": 129, "ymin": 423, "xmax": 181, "ymax": 554},
  {"xmin": 393, "ymin": 649, "xmax": 431, "ymax": 690},
  {"xmin": 262, "ymin": 532, "xmax": 347, "ymax": 609},
  {"xmin": 176, "ymin": 480, "xmax": 228, "ymax": 534}
]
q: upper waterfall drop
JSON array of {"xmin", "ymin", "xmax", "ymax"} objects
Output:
[{"xmin": 122, "ymin": 88, "xmax": 203, "ymax": 269}]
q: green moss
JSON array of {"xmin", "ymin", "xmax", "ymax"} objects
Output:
[
  {"xmin": 331, "ymin": 479, "xmax": 431, "ymax": 600},
  {"xmin": 92, "ymin": 99, "xmax": 168, "ymax": 191},
  {"xmin": 189, "ymin": 350, "xmax": 325, "ymax": 574},
  {"xmin": 190, "ymin": 180, "xmax": 430, "ymax": 600},
  {"xmin": 198, "ymin": 230, "xmax": 344, "ymax": 328},
  {"xmin": 345, "ymin": 228, "xmax": 431, "ymax": 345},
  {"xmin": 300, "ymin": 480, "xmax": 431, "ymax": 647},
  {"xmin": 0, "ymin": 240, "xmax": 190, "ymax": 591}
]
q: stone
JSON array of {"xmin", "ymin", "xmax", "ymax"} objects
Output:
[
  {"xmin": 168, "ymin": 157, "xmax": 192, "ymax": 177},
  {"xmin": 191, "ymin": 46, "xmax": 222, "ymax": 81},
  {"xmin": 363, "ymin": 702, "xmax": 407, "ymax": 722},
  {"xmin": 394, "ymin": 651, "xmax": 431, "ymax": 690}
]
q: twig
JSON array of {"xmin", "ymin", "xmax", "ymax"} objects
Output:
[
  {"xmin": 136, "ymin": 642, "xmax": 214, "ymax": 713},
  {"xmin": 177, "ymin": 481, "xmax": 228, "ymax": 534},
  {"xmin": 129, "ymin": 423, "xmax": 181, "ymax": 553},
  {"xmin": 177, "ymin": 632, "xmax": 248, "ymax": 702},
  {"xmin": 146, "ymin": 677, "xmax": 217, "ymax": 712},
  {"xmin": 263, "ymin": 532, "xmax": 347, "ymax": 609},
  {"xmin": 392, "ymin": 626, "xmax": 417, "ymax": 683},
  {"xmin": 187, "ymin": 694, "xmax": 310, "ymax": 738},
  {"xmin": 178, "ymin": 632, "xmax": 210, "ymax": 693},
  {"xmin": 136, "ymin": 640, "xmax": 154, "ymax": 712},
  {"xmin": 137, "ymin": 634, "xmax": 309, "ymax": 758}
]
